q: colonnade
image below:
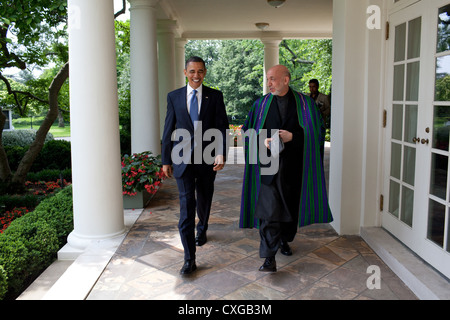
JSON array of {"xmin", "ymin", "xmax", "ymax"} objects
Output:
[
  {"xmin": 66, "ymin": 0, "xmax": 382, "ymax": 255},
  {"xmin": 65, "ymin": 0, "xmax": 284, "ymax": 254}
]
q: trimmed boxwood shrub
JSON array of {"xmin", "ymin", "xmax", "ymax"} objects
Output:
[
  {"xmin": 0, "ymin": 221, "xmax": 59, "ymax": 298},
  {"xmin": 2, "ymin": 130, "xmax": 53, "ymax": 148},
  {"xmin": 0, "ymin": 266, "xmax": 7, "ymax": 300},
  {"xmin": 0, "ymin": 185, "xmax": 73, "ymax": 300},
  {"xmin": 31, "ymin": 139, "xmax": 71, "ymax": 172},
  {"xmin": 4, "ymin": 145, "xmax": 26, "ymax": 172},
  {"xmin": 0, "ymin": 194, "xmax": 41, "ymax": 213},
  {"xmin": 5, "ymin": 139, "xmax": 71, "ymax": 173},
  {"xmin": 26, "ymin": 168, "xmax": 72, "ymax": 183},
  {"xmin": 22, "ymin": 186, "xmax": 73, "ymax": 246}
]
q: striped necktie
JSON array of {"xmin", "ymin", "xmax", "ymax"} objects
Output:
[{"xmin": 190, "ymin": 89, "xmax": 199, "ymax": 126}]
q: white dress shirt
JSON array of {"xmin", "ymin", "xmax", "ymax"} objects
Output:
[{"xmin": 186, "ymin": 84, "xmax": 202, "ymax": 116}]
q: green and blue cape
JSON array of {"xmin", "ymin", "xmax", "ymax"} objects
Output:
[{"xmin": 239, "ymin": 90, "xmax": 333, "ymax": 228}]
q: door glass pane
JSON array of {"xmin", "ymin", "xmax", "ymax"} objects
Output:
[
  {"xmin": 391, "ymin": 143, "xmax": 402, "ymax": 179},
  {"xmin": 389, "ymin": 180, "xmax": 400, "ymax": 218},
  {"xmin": 401, "ymin": 186, "xmax": 414, "ymax": 227},
  {"xmin": 394, "ymin": 64, "xmax": 405, "ymax": 101},
  {"xmin": 408, "ymin": 17, "xmax": 422, "ymax": 59},
  {"xmin": 403, "ymin": 146, "xmax": 416, "ymax": 186},
  {"xmin": 437, "ymin": 5, "xmax": 450, "ymax": 53},
  {"xmin": 395, "ymin": 23, "xmax": 407, "ymax": 62},
  {"xmin": 435, "ymin": 56, "xmax": 450, "ymax": 101},
  {"xmin": 392, "ymin": 104, "xmax": 403, "ymax": 140},
  {"xmin": 428, "ymin": 200, "xmax": 445, "ymax": 248},
  {"xmin": 433, "ymin": 105, "xmax": 450, "ymax": 151},
  {"xmin": 404, "ymin": 104, "xmax": 418, "ymax": 143},
  {"xmin": 406, "ymin": 61, "xmax": 420, "ymax": 101},
  {"xmin": 430, "ymin": 153, "xmax": 448, "ymax": 200}
]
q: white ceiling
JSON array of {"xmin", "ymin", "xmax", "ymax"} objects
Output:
[{"xmin": 156, "ymin": 0, "xmax": 333, "ymax": 39}]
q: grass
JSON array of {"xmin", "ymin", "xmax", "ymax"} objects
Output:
[{"xmin": 12, "ymin": 116, "xmax": 71, "ymax": 138}]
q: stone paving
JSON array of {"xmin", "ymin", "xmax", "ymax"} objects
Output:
[{"xmin": 87, "ymin": 148, "xmax": 417, "ymax": 300}]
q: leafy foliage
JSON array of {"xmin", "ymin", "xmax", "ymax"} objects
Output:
[
  {"xmin": 280, "ymin": 39, "xmax": 332, "ymax": 95},
  {"xmin": 0, "ymin": 185, "xmax": 72, "ymax": 299},
  {"xmin": 209, "ymin": 40, "xmax": 264, "ymax": 119},
  {"xmin": 0, "ymin": 265, "xmax": 7, "ymax": 300},
  {"xmin": 121, "ymin": 151, "xmax": 165, "ymax": 196},
  {"xmin": 186, "ymin": 39, "xmax": 333, "ymax": 122},
  {"xmin": 0, "ymin": 0, "xmax": 69, "ymax": 189},
  {"xmin": 0, "ymin": 0, "xmax": 67, "ymax": 69},
  {"xmin": 2, "ymin": 129, "xmax": 53, "ymax": 148}
]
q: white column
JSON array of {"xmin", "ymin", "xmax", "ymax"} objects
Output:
[
  {"xmin": 157, "ymin": 20, "xmax": 177, "ymax": 136},
  {"xmin": 67, "ymin": 0, "xmax": 125, "ymax": 251},
  {"xmin": 261, "ymin": 38, "xmax": 281, "ymax": 95},
  {"xmin": 129, "ymin": 0, "xmax": 161, "ymax": 155},
  {"xmin": 360, "ymin": 0, "xmax": 386, "ymax": 229},
  {"xmin": 175, "ymin": 38, "xmax": 188, "ymax": 89},
  {"xmin": 330, "ymin": 0, "xmax": 370, "ymax": 235}
]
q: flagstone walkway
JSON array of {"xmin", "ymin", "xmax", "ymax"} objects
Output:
[{"xmin": 86, "ymin": 147, "xmax": 417, "ymax": 300}]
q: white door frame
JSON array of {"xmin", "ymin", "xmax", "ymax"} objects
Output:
[{"xmin": 383, "ymin": 0, "xmax": 450, "ymax": 279}]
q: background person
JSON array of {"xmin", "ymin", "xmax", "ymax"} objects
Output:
[{"xmin": 308, "ymin": 79, "xmax": 331, "ymax": 129}]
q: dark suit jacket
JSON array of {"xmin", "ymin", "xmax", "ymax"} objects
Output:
[{"xmin": 161, "ymin": 85, "xmax": 229, "ymax": 179}]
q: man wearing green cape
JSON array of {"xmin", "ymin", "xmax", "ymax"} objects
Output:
[{"xmin": 239, "ymin": 65, "xmax": 333, "ymax": 272}]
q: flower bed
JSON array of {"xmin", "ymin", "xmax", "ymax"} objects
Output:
[
  {"xmin": 121, "ymin": 151, "xmax": 165, "ymax": 197},
  {"xmin": 229, "ymin": 124, "xmax": 243, "ymax": 146},
  {"xmin": 0, "ymin": 179, "xmax": 71, "ymax": 234},
  {"xmin": 0, "ymin": 186, "xmax": 73, "ymax": 300},
  {"xmin": 25, "ymin": 179, "xmax": 70, "ymax": 196},
  {"xmin": 0, "ymin": 208, "xmax": 29, "ymax": 233}
]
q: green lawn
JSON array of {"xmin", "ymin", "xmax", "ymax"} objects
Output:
[{"xmin": 12, "ymin": 116, "xmax": 71, "ymax": 138}]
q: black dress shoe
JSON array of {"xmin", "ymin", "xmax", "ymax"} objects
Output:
[
  {"xmin": 180, "ymin": 260, "xmax": 197, "ymax": 275},
  {"xmin": 195, "ymin": 233, "xmax": 207, "ymax": 246},
  {"xmin": 280, "ymin": 240, "xmax": 292, "ymax": 256},
  {"xmin": 259, "ymin": 257, "xmax": 277, "ymax": 272}
]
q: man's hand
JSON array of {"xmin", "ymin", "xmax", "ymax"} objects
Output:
[
  {"xmin": 163, "ymin": 164, "xmax": 173, "ymax": 178},
  {"xmin": 279, "ymin": 130, "xmax": 293, "ymax": 143},
  {"xmin": 264, "ymin": 130, "xmax": 293, "ymax": 149},
  {"xmin": 264, "ymin": 138, "xmax": 273, "ymax": 149},
  {"xmin": 213, "ymin": 155, "xmax": 225, "ymax": 171}
]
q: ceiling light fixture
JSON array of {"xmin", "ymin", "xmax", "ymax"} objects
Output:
[
  {"xmin": 255, "ymin": 22, "xmax": 270, "ymax": 31},
  {"xmin": 267, "ymin": 0, "xmax": 286, "ymax": 8}
]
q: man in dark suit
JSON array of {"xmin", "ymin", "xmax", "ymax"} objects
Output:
[{"xmin": 161, "ymin": 56, "xmax": 229, "ymax": 275}]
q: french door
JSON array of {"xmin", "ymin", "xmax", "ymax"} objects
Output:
[{"xmin": 383, "ymin": 0, "xmax": 450, "ymax": 279}]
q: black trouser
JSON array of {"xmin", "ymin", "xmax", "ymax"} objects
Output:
[
  {"xmin": 176, "ymin": 164, "xmax": 216, "ymax": 261},
  {"xmin": 255, "ymin": 177, "xmax": 299, "ymax": 259},
  {"xmin": 259, "ymin": 219, "xmax": 297, "ymax": 258}
]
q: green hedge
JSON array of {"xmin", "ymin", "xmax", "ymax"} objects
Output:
[
  {"xmin": 0, "ymin": 266, "xmax": 7, "ymax": 300},
  {"xmin": 0, "ymin": 185, "xmax": 73, "ymax": 300},
  {"xmin": 2, "ymin": 130, "xmax": 53, "ymax": 148},
  {"xmin": 0, "ymin": 194, "xmax": 41, "ymax": 213},
  {"xmin": 26, "ymin": 168, "xmax": 72, "ymax": 183},
  {"xmin": 32, "ymin": 139, "xmax": 71, "ymax": 171},
  {"xmin": 5, "ymin": 139, "xmax": 71, "ymax": 172}
]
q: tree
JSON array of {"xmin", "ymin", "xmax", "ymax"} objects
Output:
[
  {"xmin": 186, "ymin": 40, "xmax": 264, "ymax": 122},
  {"xmin": 185, "ymin": 39, "xmax": 332, "ymax": 123},
  {"xmin": 0, "ymin": 0, "xmax": 68, "ymax": 191},
  {"xmin": 211, "ymin": 40, "xmax": 264, "ymax": 120},
  {"xmin": 115, "ymin": 20, "xmax": 132, "ymax": 155},
  {"xmin": 280, "ymin": 39, "xmax": 332, "ymax": 95},
  {"xmin": 0, "ymin": 1, "xmax": 127, "ymax": 192}
]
